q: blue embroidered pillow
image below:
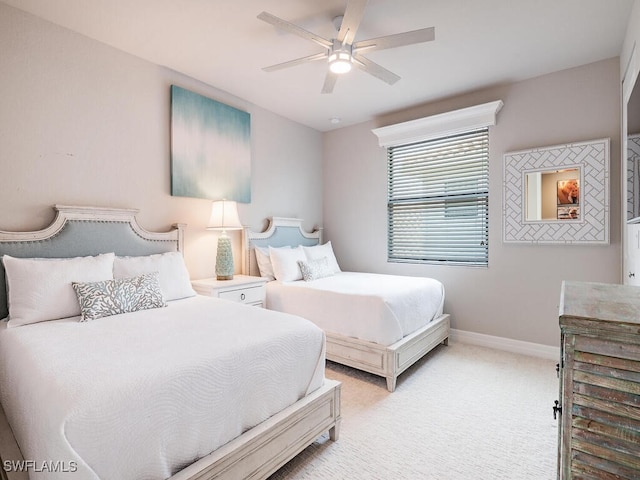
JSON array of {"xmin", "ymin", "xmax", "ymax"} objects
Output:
[{"xmin": 72, "ymin": 272, "xmax": 167, "ymax": 321}]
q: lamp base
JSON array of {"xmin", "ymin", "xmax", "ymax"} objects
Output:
[{"xmin": 215, "ymin": 234, "xmax": 235, "ymax": 281}]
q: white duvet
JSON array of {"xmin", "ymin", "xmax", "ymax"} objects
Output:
[
  {"xmin": 266, "ymin": 272, "xmax": 445, "ymax": 346},
  {"xmin": 0, "ymin": 295, "xmax": 326, "ymax": 480}
]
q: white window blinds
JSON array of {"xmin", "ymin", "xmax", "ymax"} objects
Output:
[{"xmin": 387, "ymin": 128, "xmax": 489, "ymax": 266}]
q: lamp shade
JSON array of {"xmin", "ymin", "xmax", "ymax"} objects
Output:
[{"xmin": 207, "ymin": 200, "xmax": 242, "ymax": 231}]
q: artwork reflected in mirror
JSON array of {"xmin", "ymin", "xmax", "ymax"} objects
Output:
[
  {"xmin": 525, "ymin": 168, "xmax": 580, "ymax": 222},
  {"xmin": 557, "ymin": 205, "xmax": 579, "ymax": 220},
  {"xmin": 557, "ymin": 178, "xmax": 579, "ymax": 220},
  {"xmin": 557, "ymin": 179, "xmax": 579, "ymax": 205}
]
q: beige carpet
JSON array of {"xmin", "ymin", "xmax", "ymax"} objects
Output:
[{"xmin": 270, "ymin": 341, "xmax": 559, "ymax": 479}]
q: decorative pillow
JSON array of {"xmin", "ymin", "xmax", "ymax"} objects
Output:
[
  {"xmin": 297, "ymin": 257, "xmax": 334, "ymax": 282},
  {"xmin": 255, "ymin": 246, "xmax": 290, "ymax": 280},
  {"xmin": 302, "ymin": 241, "xmax": 341, "ymax": 274},
  {"xmin": 72, "ymin": 272, "xmax": 167, "ymax": 322},
  {"xmin": 113, "ymin": 252, "xmax": 196, "ymax": 301},
  {"xmin": 3, "ymin": 253, "xmax": 115, "ymax": 327},
  {"xmin": 269, "ymin": 246, "xmax": 306, "ymax": 282}
]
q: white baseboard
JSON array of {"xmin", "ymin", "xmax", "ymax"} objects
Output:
[{"xmin": 450, "ymin": 329, "xmax": 560, "ymax": 361}]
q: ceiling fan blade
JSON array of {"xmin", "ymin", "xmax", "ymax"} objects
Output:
[
  {"xmin": 321, "ymin": 72, "xmax": 338, "ymax": 94},
  {"xmin": 258, "ymin": 11, "xmax": 333, "ymax": 49},
  {"xmin": 353, "ymin": 27, "xmax": 435, "ymax": 53},
  {"xmin": 353, "ymin": 55, "xmax": 400, "ymax": 85},
  {"xmin": 337, "ymin": 0, "xmax": 369, "ymax": 45},
  {"xmin": 263, "ymin": 52, "xmax": 328, "ymax": 72}
]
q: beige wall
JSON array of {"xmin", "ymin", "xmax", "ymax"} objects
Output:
[
  {"xmin": 323, "ymin": 58, "xmax": 621, "ymax": 347},
  {"xmin": 621, "ymin": 1, "xmax": 640, "ymax": 85},
  {"xmin": 0, "ymin": 3, "xmax": 323, "ymax": 280},
  {"xmin": 0, "ymin": 2, "xmax": 625, "ymax": 348}
]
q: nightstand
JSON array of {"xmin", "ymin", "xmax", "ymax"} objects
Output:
[{"xmin": 191, "ymin": 275, "xmax": 267, "ymax": 307}]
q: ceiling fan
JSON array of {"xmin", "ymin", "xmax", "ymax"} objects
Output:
[{"xmin": 257, "ymin": 0, "xmax": 435, "ymax": 94}]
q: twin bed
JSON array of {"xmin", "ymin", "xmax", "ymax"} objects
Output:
[
  {"xmin": 0, "ymin": 206, "xmax": 340, "ymax": 480},
  {"xmin": 243, "ymin": 217, "xmax": 450, "ymax": 392}
]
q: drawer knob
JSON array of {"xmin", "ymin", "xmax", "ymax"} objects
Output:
[
  {"xmin": 240, "ymin": 293, "xmax": 246, "ymax": 300},
  {"xmin": 630, "ymin": 272, "xmax": 636, "ymax": 278}
]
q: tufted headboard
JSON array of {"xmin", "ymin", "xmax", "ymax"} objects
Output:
[
  {"xmin": 0, "ymin": 205, "xmax": 185, "ymax": 319},
  {"xmin": 242, "ymin": 217, "xmax": 321, "ymax": 277}
]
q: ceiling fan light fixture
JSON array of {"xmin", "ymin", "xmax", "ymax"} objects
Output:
[{"xmin": 328, "ymin": 51, "xmax": 352, "ymax": 74}]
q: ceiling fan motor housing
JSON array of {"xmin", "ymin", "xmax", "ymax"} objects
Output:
[{"xmin": 328, "ymin": 39, "xmax": 353, "ymax": 73}]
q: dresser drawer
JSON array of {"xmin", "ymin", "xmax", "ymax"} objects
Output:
[{"xmin": 218, "ymin": 285, "xmax": 265, "ymax": 305}]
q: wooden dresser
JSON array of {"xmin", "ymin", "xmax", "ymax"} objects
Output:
[{"xmin": 558, "ymin": 281, "xmax": 640, "ymax": 479}]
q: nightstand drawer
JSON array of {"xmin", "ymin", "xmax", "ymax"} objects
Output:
[
  {"xmin": 191, "ymin": 276, "xmax": 268, "ymax": 307},
  {"xmin": 218, "ymin": 285, "xmax": 265, "ymax": 305}
]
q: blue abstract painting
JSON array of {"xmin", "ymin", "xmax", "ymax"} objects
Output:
[{"xmin": 170, "ymin": 85, "xmax": 251, "ymax": 202}]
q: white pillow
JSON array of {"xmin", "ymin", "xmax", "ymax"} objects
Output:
[
  {"xmin": 3, "ymin": 253, "xmax": 115, "ymax": 327},
  {"xmin": 302, "ymin": 241, "xmax": 341, "ymax": 274},
  {"xmin": 113, "ymin": 251, "xmax": 196, "ymax": 301},
  {"xmin": 255, "ymin": 246, "xmax": 290, "ymax": 280},
  {"xmin": 269, "ymin": 246, "xmax": 306, "ymax": 282}
]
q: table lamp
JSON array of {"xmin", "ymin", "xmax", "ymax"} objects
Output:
[{"xmin": 207, "ymin": 200, "xmax": 242, "ymax": 280}]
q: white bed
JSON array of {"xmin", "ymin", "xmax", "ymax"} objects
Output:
[
  {"xmin": 243, "ymin": 217, "xmax": 450, "ymax": 392},
  {"xmin": 0, "ymin": 206, "xmax": 341, "ymax": 480}
]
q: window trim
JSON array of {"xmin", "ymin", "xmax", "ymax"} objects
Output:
[{"xmin": 372, "ymin": 100, "xmax": 503, "ymax": 147}]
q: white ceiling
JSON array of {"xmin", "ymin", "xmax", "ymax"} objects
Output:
[{"xmin": 4, "ymin": 0, "xmax": 634, "ymax": 131}]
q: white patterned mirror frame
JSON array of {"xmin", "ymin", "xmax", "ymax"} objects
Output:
[{"xmin": 503, "ymin": 138, "xmax": 610, "ymax": 244}]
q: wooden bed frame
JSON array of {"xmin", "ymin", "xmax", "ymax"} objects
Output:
[
  {"xmin": 243, "ymin": 217, "xmax": 450, "ymax": 392},
  {"xmin": 0, "ymin": 206, "xmax": 341, "ymax": 480}
]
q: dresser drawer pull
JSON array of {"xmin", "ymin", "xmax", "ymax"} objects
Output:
[{"xmin": 241, "ymin": 293, "xmax": 246, "ymax": 300}]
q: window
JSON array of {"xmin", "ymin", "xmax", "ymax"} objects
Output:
[
  {"xmin": 387, "ymin": 128, "xmax": 489, "ymax": 266},
  {"xmin": 372, "ymin": 100, "xmax": 502, "ymax": 266}
]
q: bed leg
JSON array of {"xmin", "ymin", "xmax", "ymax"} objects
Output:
[
  {"xmin": 329, "ymin": 419, "xmax": 341, "ymax": 441},
  {"xmin": 386, "ymin": 377, "xmax": 397, "ymax": 392},
  {"xmin": 443, "ymin": 337, "xmax": 449, "ymax": 346}
]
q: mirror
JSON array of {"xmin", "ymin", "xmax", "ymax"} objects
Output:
[
  {"xmin": 525, "ymin": 168, "xmax": 580, "ymax": 221},
  {"xmin": 503, "ymin": 138, "xmax": 609, "ymax": 244},
  {"xmin": 627, "ymin": 71, "xmax": 640, "ymax": 222},
  {"xmin": 623, "ymin": 50, "xmax": 640, "ymax": 284}
]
